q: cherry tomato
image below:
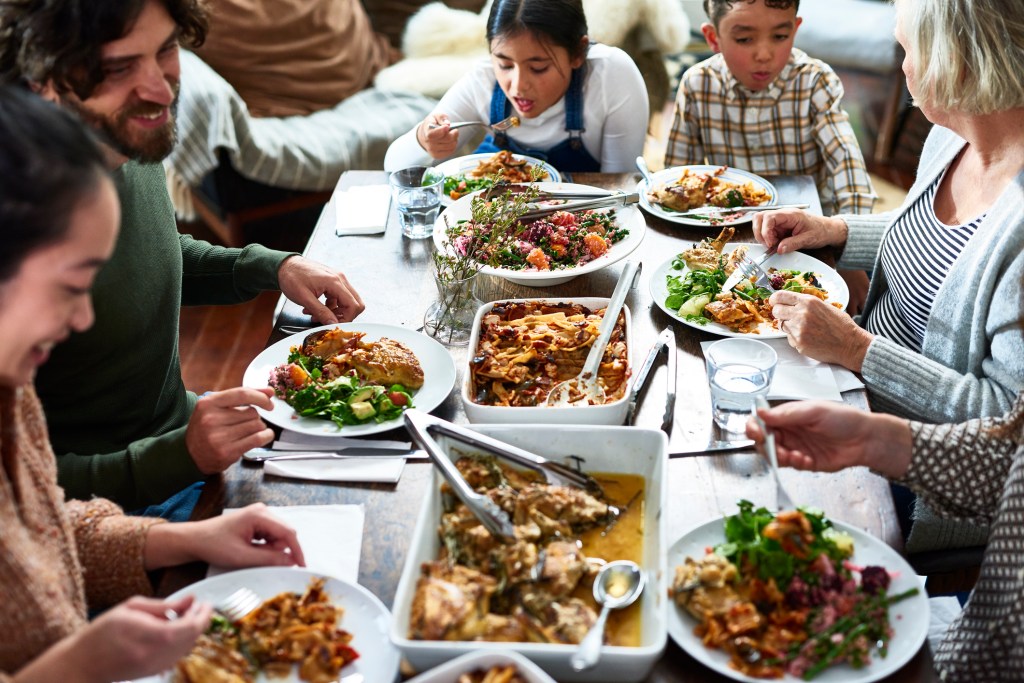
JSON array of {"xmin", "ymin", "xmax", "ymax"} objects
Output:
[{"xmin": 389, "ymin": 391, "xmax": 409, "ymax": 406}]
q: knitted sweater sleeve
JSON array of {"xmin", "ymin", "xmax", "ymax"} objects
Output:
[
  {"xmin": 896, "ymin": 400, "xmax": 1023, "ymax": 525},
  {"xmin": 66, "ymin": 499, "xmax": 164, "ymax": 608},
  {"xmin": 179, "ymin": 234, "xmax": 294, "ymax": 305}
]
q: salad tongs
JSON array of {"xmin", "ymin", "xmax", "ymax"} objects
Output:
[{"xmin": 516, "ymin": 193, "xmax": 639, "ymax": 224}]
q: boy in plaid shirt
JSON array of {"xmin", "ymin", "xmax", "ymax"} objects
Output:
[{"xmin": 664, "ymin": 0, "xmax": 876, "ymax": 217}]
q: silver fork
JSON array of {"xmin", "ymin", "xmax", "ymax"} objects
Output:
[
  {"xmin": 428, "ymin": 114, "xmax": 520, "ymax": 132},
  {"xmin": 751, "ymin": 396, "xmax": 795, "ymax": 511},
  {"xmin": 722, "ymin": 249, "xmax": 776, "ymax": 295},
  {"xmin": 215, "ymin": 587, "xmax": 263, "ymax": 622}
]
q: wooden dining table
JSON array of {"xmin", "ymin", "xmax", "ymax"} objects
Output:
[{"xmin": 166, "ymin": 171, "xmax": 938, "ymax": 682}]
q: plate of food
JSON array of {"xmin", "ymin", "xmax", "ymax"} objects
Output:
[
  {"xmin": 637, "ymin": 164, "xmax": 777, "ymax": 227},
  {"xmin": 436, "ymin": 150, "xmax": 560, "ymax": 203},
  {"xmin": 242, "ymin": 323, "xmax": 457, "ymax": 436},
  {"xmin": 667, "ymin": 502, "xmax": 928, "ymax": 682},
  {"xmin": 134, "ymin": 567, "xmax": 399, "ymax": 683},
  {"xmin": 434, "ymin": 182, "xmax": 646, "ymax": 286},
  {"xmin": 650, "ymin": 228, "xmax": 848, "ymax": 338},
  {"xmin": 406, "ymin": 651, "xmax": 557, "ymax": 683}
]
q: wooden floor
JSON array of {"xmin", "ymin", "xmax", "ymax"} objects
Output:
[{"xmin": 177, "ymin": 67, "xmax": 930, "ymax": 393}]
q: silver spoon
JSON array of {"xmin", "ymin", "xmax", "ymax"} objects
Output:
[
  {"xmin": 546, "ymin": 260, "xmax": 640, "ymax": 406},
  {"xmin": 635, "ymin": 155, "xmax": 654, "ymax": 187},
  {"xmin": 571, "ymin": 560, "xmax": 645, "ymax": 672}
]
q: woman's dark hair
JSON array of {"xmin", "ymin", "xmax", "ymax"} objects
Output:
[
  {"xmin": 486, "ymin": 0, "xmax": 588, "ymax": 61},
  {"xmin": 0, "ymin": 85, "xmax": 108, "ymax": 282},
  {"xmin": 0, "ymin": 0, "xmax": 208, "ymax": 99}
]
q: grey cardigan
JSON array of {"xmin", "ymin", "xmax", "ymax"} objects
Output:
[{"xmin": 839, "ymin": 125, "xmax": 1024, "ymax": 424}]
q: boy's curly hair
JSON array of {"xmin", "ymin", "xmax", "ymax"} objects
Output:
[
  {"xmin": 703, "ymin": 0, "xmax": 800, "ymax": 27},
  {"xmin": 0, "ymin": 0, "xmax": 207, "ymax": 99}
]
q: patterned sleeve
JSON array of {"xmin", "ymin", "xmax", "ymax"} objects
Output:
[
  {"xmin": 663, "ymin": 75, "xmax": 704, "ymax": 168},
  {"xmin": 67, "ymin": 499, "xmax": 165, "ymax": 608},
  {"xmin": 897, "ymin": 402, "xmax": 1023, "ymax": 525},
  {"xmin": 809, "ymin": 69, "xmax": 877, "ymax": 215}
]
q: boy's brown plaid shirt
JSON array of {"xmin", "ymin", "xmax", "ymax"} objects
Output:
[{"xmin": 665, "ymin": 49, "xmax": 876, "ymax": 216}]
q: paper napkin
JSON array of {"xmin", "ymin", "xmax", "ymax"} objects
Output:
[
  {"xmin": 335, "ymin": 184, "xmax": 391, "ymax": 236},
  {"xmin": 208, "ymin": 504, "xmax": 364, "ymax": 582},
  {"xmin": 263, "ymin": 456, "xmax": 406, "ymax": 483},
  {"xmin": 274, "ymin": 429, "xmax": 411, "ymax": 451}
]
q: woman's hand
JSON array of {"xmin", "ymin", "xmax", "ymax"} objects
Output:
[
  {"xmin": 752, "ymin": 209, "xmax": 848, "ymax": 254},
  {"xmin": 14, "ymin": 596, "xmax": 210, "ymax": 683},
  {"xmin": 746, "ymin": 401, "xmax": 913, "ymax": 479},
  {"xmin": 416, "ymin": 113, "xmax": 459, "ymax": 159},
  {"xmin": 769, "ymin": 290, "xmax": 873, "ymax": 371},
  {"xmin": 145, "ymin": 503, "xmax": 305, "ymax": 570}
]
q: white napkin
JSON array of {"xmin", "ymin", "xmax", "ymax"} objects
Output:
[
  {"xmin": 208, "ymin": 505, "xmax": 364, "ymax": 582},
  {"xmin": 927, "ymin": 595, "xmax": 962, "ymax": 653},
  {"xmin": 335, "ymin": 185, "xmax": 391, "ymax": 235},
  {"xmin": 263, "ymin": 456, "xmax": 406, "ymax": 483},
  {"xmin": 274, "ymin": 429, "xmax": 410, "ymax": 451},
  {"xmin": 701, "ymin": 339, "xmax": 865, "ymax": 402}
]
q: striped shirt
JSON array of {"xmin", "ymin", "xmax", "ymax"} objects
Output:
[
  {"xmin": 665, "ymin": 49, "xmax": 876, "ymax": 216},
  {"xmin": 864, "ymin": 176, "xmax": 983, "ymax": 353}
]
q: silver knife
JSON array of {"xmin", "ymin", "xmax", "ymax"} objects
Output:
[
  {"xmin": 669, "ymin": 440, "xmax": 755, "ymax": 457},
  {"xmin": 245, "ymin": 448, "xmax": 421, "ymax": 461}
]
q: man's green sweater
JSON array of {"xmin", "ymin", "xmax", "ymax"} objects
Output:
[{"xmin": 34, "ymin": 161, "xmax": 292, "ymax": 509}]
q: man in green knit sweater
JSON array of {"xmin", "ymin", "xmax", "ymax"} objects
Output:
[{"xmin": 0, "ymin": 0, "xmax": 366, "ymax": 509}]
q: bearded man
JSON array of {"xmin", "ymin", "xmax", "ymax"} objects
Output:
[{"xmin": 0, "ymin": 0, "xmax": 366, "ymax": 510}]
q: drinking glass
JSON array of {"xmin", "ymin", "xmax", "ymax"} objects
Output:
[
  {"xmin": 388, "ymin": 166, "xmax": 444, "ymax": 239},
  {"xmin": 705, "ymin": 338, "xmax": 777, "ymax": 434}
]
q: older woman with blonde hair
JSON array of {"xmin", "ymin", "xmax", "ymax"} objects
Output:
[{"xmin": 753, "ymin": 0, "xmax": 1024, "ymax": 427}]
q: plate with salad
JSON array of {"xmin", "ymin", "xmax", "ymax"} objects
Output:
[
  {"xmin": 242, "ymin": 323, "xmax": 456, "ymax": 436},
  {"xmin": 435, "ymin": 151, "xmax": 560, "ymax": 204},
  {"xmin": 667, "ymin": 502, "xmax": 928, "ymax": 682},
  {"xmin": 650, "ymin": 240, "xmax": 848, "ymax": 338},
  {"xmin": 637, "ymin": 165, "xmax": 777, "ymax": 227}
]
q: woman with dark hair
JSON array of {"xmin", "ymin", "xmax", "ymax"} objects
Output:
[
  {"xmin": 0, "ymin": 85, "xmax": 305, "ymax": 680},
  {"xmin": 385, "ymin": 0, "xmax": 649, "ymax": 173}
]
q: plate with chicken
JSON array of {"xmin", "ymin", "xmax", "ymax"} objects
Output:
[
  {"xmin": 649, "ymin": 228, "xmax": 849, "ymax": 338},
  {"xmin": 637, "ymin": 165, "xmax": 777, "ymax": 227},
  {"xmin": 243, "ymin": 323, "xmax": 457, "ymax": 436}
]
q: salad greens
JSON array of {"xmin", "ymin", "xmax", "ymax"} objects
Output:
[
  {"xmin": 277, "ymin": 350, "xmax": 414, "ymax": 427},
  {"xmin": 664, "ymin": 255, "xmax": 724, "ymax": 324},
  {"xmin": 443, "ymin": 174, "xmax": 492, "ymax": 199},
  {"xmin": 715, "ymin": 500, "xmax": 853, "ymax": 589}
]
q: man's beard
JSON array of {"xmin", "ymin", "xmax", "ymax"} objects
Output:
[{"xmin": 62, "ymin": 89, "xmax": 179, "ymax": 164}]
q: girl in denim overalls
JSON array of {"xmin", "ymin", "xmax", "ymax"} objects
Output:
[{"xmin": 384, "ymin": 0, "xmax": 648, "ymax": 174}]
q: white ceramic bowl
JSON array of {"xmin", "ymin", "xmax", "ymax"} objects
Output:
[
  {"xmin": 390, "ymin": 424, "xmax": 669, "ymax": 682},
  {"xmin": 462, "ymin": 298, "xmax": 632, "ymax": 425},
  {"xmin": 406, "ymin": 651, "xmax": 556, "ymax": 683}
]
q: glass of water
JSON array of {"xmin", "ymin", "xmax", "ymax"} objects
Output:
[
  {"xmin": 705, "ymin": 338, "xmax": 777, "ymax": 434},
  {"xmin": 388, "ymin": 166, "xmax": 444, "ymax": 239}
]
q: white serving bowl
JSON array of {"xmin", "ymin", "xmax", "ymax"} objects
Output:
[
  {"xmin": 405, "ymin": 650, "xmax": 556, "ymax": 683},
  {"xmin": 462, "ymin": 298, "xmax": 632, "ymax": 425},
  {"xmin": 390, "ymin": 424, "xmax": 669, "ymax": 682}
]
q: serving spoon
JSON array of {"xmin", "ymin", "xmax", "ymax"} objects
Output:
[
  {"xmin": 635, "ymin": 155, "xmax": 654, "ymax": 187},
  {"xmin": 545, "ymin": 259, "xmax": 640, "ymax": 407},
  {"xmin": 570, "ymin": 560, "xmax": 645, "ymax": 671}
]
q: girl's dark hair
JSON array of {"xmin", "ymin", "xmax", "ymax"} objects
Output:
[
  {"xmin": 0, "ymin": 0, "xmax": 208, "ymax": 99},
  {"xmin": 486, "ymin": 0, "xmax": 588, "ymax": 60},
  {"xmin": 703, "ymin": 0, "xmax": 800, "ymax": 27},
  {"xmin": 0, "ymin": 85, "xmax": 108, "ymax": 282}
]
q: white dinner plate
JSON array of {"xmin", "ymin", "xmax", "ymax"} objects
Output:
[
  {"xmin": 436, "ymin": 152, "xmax": 560, "ymax": 205},
  {"xmin": 637, "ymin": 165, "xmax": 777, "ymax": 227},
  {"xmin": 242, "ymin": 323, "xmax": 456, "ymax": 436},
  {"xmin": 133, "ymin": 567, "xmax": 399, "ymax": 683},
  {"xmin": 650, "ymin": 243, "xmax": 849, "ymax": 338},
  {"xmin": 667, "ymin": 517, "xmax": 929, "ymax": 683},
  {"xmin": 434, "ymin": 182, "xmax": 646, "ymax": 286}
]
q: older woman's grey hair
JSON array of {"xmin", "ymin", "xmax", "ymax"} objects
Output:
[{"xmin": 897, "ymin": 0, "xmax": 1024, "ymax": 115}]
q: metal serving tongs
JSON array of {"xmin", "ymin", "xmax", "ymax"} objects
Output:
[
  {"xmin": 404, "ymin": 410, "xmax": 601, "ymax": 542},
  {"xmin": 483, "ymin": 183, "xmax": 624, "ymax": 202},
  {"xmin": 516, "ymin": 193, "xmax": 639, "ymax": 224},
  {"xmin": 625, "ymin": 327, "xmax": 677, "ymax": 434}
]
